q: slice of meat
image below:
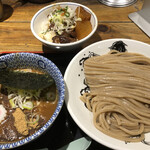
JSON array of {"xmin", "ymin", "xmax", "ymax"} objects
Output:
[
  {"xmin": 0, "ymin": 117, "xmax": 19, "ymax": 142},
  {"xmin": 52, "ymin": 34, "xmax": 76, "ymax": 43},
  {"xmin": 2, "ymin": 124, "xmax": 18, "ymax": 141}
]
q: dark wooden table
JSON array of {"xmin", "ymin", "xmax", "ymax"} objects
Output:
[{"xmin": 0, "ymin": 0, "xmax": 149, "ymax": 149}]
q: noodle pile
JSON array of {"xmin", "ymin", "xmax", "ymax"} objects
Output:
[{"xmin": 80, "ymin": 51, "xmax": 150, "ymax": 142}]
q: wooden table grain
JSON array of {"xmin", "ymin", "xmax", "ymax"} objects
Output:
[{"xmin": 0, "ymin": 0, "xmax": 149, "ymax": 53}]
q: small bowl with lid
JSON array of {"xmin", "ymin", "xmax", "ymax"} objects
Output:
[{"xmin": 30, "ymin": 2, "xmax": 98, "ymax": 51}]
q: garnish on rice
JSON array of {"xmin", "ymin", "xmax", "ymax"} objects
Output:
[{"xmin": 39, "ymin": 5, "xmax": 92, "ymax": 43}]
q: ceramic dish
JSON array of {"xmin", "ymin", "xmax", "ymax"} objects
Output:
[
  {"xmin": 31, "ymin": 2, "xmax": 98, "ymax": 51},
  {"xmin": 0, "ymin": 53, "xmax": 65, "ymax": 149},
  {"xmin": 64, "ymin": 39, "xmax": 150, "ymax": 150}
]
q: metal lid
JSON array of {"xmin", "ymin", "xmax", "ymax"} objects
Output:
[{"xmin": 98, "ymin": 0, "xmax": 137, "ymax": 7}]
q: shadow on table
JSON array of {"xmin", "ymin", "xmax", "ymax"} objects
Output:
[
  {"xmin": 0, "ymin": 4, "xmax": 13, "ymax": 22},
  {"xmin": 0, "ymin": 0, "xmax": 28, "ymax": 22},
  {"xmin": 42, "ymin": 44, "xmax": 83, "ymax": 54}
]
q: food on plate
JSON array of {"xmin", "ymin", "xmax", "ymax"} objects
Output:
[
  {"xmin": 80, "ymin": 50, "xmax": 150, "ymax": 142},
  {"xmin": 0, "ymin": 69, "xmax": 58, "ymax": 143},
  {"xmin": 39, "ymin": 6, "xmax": 92, "ymax": 43}
]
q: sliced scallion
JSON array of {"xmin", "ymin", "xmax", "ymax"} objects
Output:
[
  {"xmin": 28, "ymin": 114, "xmax": 39, "ymax": 125},
  {"xmin": 65, "ymin": 6, "xmax": 68, "ymax": 10},
  {"xmin": 22, "ymin": 101, "xmax": 33, "ymax": 110},
  {"xmin": 65, "ymin": 12, "xmax": 70, "ymax": 17},
  {"xmin": 9, "ymin": 99, "xmax": 15, "ymax": 108}
]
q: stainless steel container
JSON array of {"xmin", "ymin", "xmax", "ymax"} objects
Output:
[{"xmin": 98, "ymin": 0, "xmax": 137, "ymax": 7}]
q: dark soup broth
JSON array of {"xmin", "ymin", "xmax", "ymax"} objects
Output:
[{"xmin": 0, "ymin": 69, "xmax": 58, "ymax": 143}]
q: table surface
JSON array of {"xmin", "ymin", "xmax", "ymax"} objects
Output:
[
  {"xmin": 0, "ymin": 0, "xmax": 149, "ymax": 53},
  {"xmin": 0, "ymin": 0, "xmax": 149, "ymax": 150}
]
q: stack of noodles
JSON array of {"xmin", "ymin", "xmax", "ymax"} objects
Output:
[{"xmin": 80, "ymin": 50, "xmax": 150, "ymax": 142}]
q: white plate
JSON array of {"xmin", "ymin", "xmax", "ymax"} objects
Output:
[{"xmin": 64, "ymin": 39, "xmax": 150, "ymax": 150}]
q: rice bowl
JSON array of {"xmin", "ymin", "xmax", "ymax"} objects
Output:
[{"xmin": 30, "ymin": 2, "xmax": 98, "ymax": 51}]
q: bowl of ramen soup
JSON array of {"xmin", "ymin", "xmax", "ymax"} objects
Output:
[
  {"xmin": 0, "ymin": 53, "xmax": 65, "ymax": 149},
  {"xmin": 30, "ymin": 2, "xmax": 98, "ymax": 51}
]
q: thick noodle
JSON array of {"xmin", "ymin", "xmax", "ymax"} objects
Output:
[{"xmin": 80, "ymin": 51, "xmax": 150, "ymax": 142}]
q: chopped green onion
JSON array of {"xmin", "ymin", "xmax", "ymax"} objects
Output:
[
  {"xmin": 9, "ymin": 99, "xmax": 15, "ymax": 108},
  {"xmin": 65, "ymin": 6, "xmax": 68, "ymax": 10},
  {"xmin": 22, "ymin": 101, "xmax": 33, "ymax": 110},
  {"xmin": 28, "ymin": 114, "xmax": 39, "ymax": 125},
  {"xmin": 53, "ymin": 16, "xmax": 62, "ymax": 23},
  {"xmin": 65, "ymin": 12, "xmax": 70, "ymax": 17},
  {"xmin": 56, "ymin": 8, "xmax": 63, "ymax": 13}
]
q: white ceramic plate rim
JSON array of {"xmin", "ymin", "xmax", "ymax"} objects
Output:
[
  {"xmin": 30, "ymin": 2, "xmax": 98, "ymax": 47},
  {"xmin": 64, "ymin": 38, "xmax": 150, "ymax": 150}
]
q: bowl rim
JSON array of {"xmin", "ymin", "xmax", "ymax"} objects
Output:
[
  {"xmin": 30, "ymin": 2, "xmax": 98, "ymax": 47},
  {"xmin": 0, "ymin": 52, "xmax": 65, "ymax": 149}
]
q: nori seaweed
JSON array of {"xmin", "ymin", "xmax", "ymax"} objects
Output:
[{"xmin": 0, "ymin": 69, "xmax": 54, "ymax": 90}]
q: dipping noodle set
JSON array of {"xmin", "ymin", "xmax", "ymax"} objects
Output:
[{"xmin": 1, "ymin": 1, "xmax": 150, "ymax": 150}]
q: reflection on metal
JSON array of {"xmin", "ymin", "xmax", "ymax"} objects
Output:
[
  {"xmin": 98, "ymin": 0, "xmax": 137, "ymax": 7},
  {"xmin": 128, "ymin": 0, "xmax": 150, "ymax": 37}
]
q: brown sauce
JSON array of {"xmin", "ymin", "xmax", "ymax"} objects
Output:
[
  {"xmin": 37, "ymin": 100, "xmax": 57, "ymax": 122},
  {"xmin": 0, "ymin": 79, "xmax": 58, "ymax": 143},
  {"xmin": 35, "ymin": 85, "xmax": 58, "ymax": 123}
]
